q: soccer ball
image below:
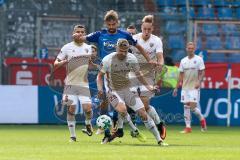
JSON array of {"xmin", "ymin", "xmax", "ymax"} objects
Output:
[{"xmin": 96, "ymin": 115, "xmax": 112, "ymax": 130}]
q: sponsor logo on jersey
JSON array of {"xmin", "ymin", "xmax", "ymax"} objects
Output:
[{"xmin": 103, "ymin": 40, "xmax": 116, "ymax": 52}]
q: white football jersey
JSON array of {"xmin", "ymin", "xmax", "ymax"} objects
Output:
[
  {"xmin": 57, "ymin": 42, "xmax": 92, "ymax": 86},
  {"xmin": 179, "ymin": 55, "xmax": 205, "ymax": 90},
  {"xmin": 132, "ymin": 33, "xmax": 163, "ymax": 63},
  {"xmin": 101, "ymin": 52, "xmax": 140, "ymax": 90}
]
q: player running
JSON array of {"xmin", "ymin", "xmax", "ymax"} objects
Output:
[
  {"xmin": 130, "ymin": 15, "xmax": 166, "ymax": 140},
  {"xmin": 97, "ymin": 39, "xmax": 168, "ymax": 146},
  {"xmin": 73, "ymin": 10, "xmax": 152, "ymax": 137},
  {"xmin": 173, "ymin": 42, "xmax": 207, "ymax": 133},
  {"xmin": 54, "ymin": 25, "xmax": 94, "ymax": 142}
]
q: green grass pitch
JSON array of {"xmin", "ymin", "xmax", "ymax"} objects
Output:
[{"xmin": 0, "ymin": 125, "xmax": 239, "ymax": 160}]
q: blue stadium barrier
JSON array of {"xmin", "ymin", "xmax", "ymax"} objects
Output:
[{"xmin": 38, "ymin": 87, "xmax": 240, "ymax": 126}]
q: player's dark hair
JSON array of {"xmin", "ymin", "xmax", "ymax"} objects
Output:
[
  {"xmin": 73, "ymin": 24, "xmax": 85, "ymax": 31},
  {"xmin": 127, "ymin": 25, "xmax": 136, "ymax": 30},
  {"xmin": 104, "ymin": 10, "xmax": 118, "ymax": 22}
]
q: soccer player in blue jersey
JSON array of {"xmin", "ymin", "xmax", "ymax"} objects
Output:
[
  {"xmin": 73, "ymin": 10, "xmax": 151, "ymax": 62},
  {"xmin": 73, "ymin": 10, "xmax": 153, "ymax": 140}
]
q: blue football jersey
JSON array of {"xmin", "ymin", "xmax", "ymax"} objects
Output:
[{"xmin": 86, "ymin": 29, "xmax": 137, "ymax": 59}]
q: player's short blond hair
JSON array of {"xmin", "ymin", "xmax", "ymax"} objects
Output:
[
  {"xmin": 142, "ymin": 15, "xmax": 154, "ymax": 24},
  {"xmin": 117, "ymin": 39, "xmax": 129, "ymax": 51},
  {"xmin": 104, "ymin": 10, "xmax": 119, "ymax": 22}
]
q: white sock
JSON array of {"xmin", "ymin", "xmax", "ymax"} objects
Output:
[
  {"xmin": 191, "ymin": 107, "xmax": 204, "ymax": 121},
  {"xmin": 143, "ymin": 115, "xmax": 161, "ymax": 142},
  {"xmin": 184, "ymin": 105, "xmax": 191, "ymax": 128},
  {"xmin": 117, "ymin": 114, "xmax": 124, "ymax": 128},
  {"xmin": 147, "ymin": 105, "xmax": 161, "ymax": 125},
  {"xmin": 85, "ymin": 119, "xmax": 91, "ymax": 125},
  {"xmin": 67, "ymin": 121, "xmax": 76, "ymax": 137},
  {"xmin": 122, "ymin": 113, "xmax": 137, "ymax": 131}
]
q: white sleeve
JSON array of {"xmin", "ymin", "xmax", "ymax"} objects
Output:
[
  {"xmin": 88, "ymin": 45, "xmax": 93, "ymax": 55},
  {"xmin": 179, "ymin": 60, "xmax": 184, "ymax": 72},
  {"xmin": 57, "ymin": 46, "xmax": 67, "ymax": 60},
  {"xmin": 100, "ymin": 57, "xmax": 109, "ymax": 73},
  {"xmin": 156, "ymin": 37, "xmax": 163, "ymax": 54},
  {"xmin": 199, "ymin": 57, "xmax": 205, "ymax": 70}
]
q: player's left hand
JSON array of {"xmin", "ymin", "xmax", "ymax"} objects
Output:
[{"xmin": 148, "ymin": 60, "xmax": 157, "ymax": 66}]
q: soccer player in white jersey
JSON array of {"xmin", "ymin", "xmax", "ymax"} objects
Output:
[
  {"xmin": 97, "ymin": 39, "xmax": 168, "ymax": 146},
  {"xmin": 54, "ymin": 25, "xmax": 94, "ymax": 142},
  {"xmin": 173, "ymin": 42, "xmax": 207, "ymax": 133},
  {"xmin": 130, "ymin": 15, "xmax": 166, "ymax": 140}
]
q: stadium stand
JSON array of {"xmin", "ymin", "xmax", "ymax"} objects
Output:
[{"xmin": 1, "ymin": 0, "xmax": 240, "ymax": 63}]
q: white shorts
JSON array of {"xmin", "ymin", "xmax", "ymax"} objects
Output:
[
  {"xmin": 130, "ymin": 77, "xmax": 154, "ymax": 98},
  {"xmin": 181, "ymin": 89, "xmax": 200, "ymax": 103},
  {"xmin": 107, "ymin": 88, "xmax": 144, "ymax": 112},
  {"xmin": 63, "ymin": 85, "xmax": 91, "ymax": 105}
]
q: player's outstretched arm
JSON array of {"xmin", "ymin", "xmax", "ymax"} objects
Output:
[
  {"xmin": 135, "ymin": 44, "xmax": 152, "ymax": 63},
  {"xmin": 135, "ymin": 70, "xmax": 155, "ymax": 92},
  {"xmin": 156, "ymin": 52, "xmax": 164, "ymax": 69}
]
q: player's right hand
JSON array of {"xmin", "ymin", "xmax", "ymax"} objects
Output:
[
  {"xmin": 148, "ymin": 60, "xmax": 157, "ymax": 66},
  {"xmin": 172, "ymin": 88, "xmax": 178, "ymax": 97}
]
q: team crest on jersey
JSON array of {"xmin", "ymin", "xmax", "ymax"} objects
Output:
[
  {"xmin": 72, "ymin": 49, "xmax": 75, "ymax": 52},
  {"xmin": 150, "ymin": 43, "xmax": 154, "ymax": 48}
]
